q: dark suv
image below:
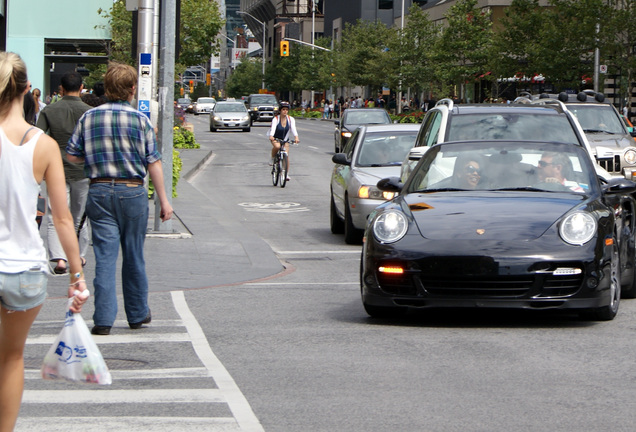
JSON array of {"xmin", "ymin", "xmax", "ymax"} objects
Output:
[
  {"xmin": 245, "ymin": 94, "xmax": 279, "ymax": 122},
  {"xmin": 526, "ymin": 91, "xmax": 636, "ymax": 180}
]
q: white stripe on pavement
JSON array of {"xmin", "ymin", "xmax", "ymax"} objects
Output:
[
  {"xmin": 26, "ymin": 332, "xmax": 191, "ymax": 345},
  {"xmin": 171, "ymin": 290, "xmax": 265, "ymax": 432},
  {"xmin": 23, "ymin": 388, "xmax": 225, "ymax": 404},
  {"xmin": 16, "ymin": 417, "xmax": 240, "ymax": 432}
]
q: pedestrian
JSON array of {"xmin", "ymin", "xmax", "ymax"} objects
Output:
[
  {"xmin": 66, "ymin": 62, "xmax": 173, "ymax": 336},
  {"xmin": 31, "ymin": 87, "xmax": 46, "ymax": 122},
  {"xmin": 37, "ymin": 72, "xmax": 92, "ymax": 275},
  {"xmin": 23, "ymin": 89, "xmax": 37, "ymax": 126},
  {"xmin": 0, "ymin": 51, "xmax": 88, "ymax": 432}
]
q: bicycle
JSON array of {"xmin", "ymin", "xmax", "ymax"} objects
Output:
[{"xmin": 271, "ymin": 138, "xmax": 297, "ymax": 188}]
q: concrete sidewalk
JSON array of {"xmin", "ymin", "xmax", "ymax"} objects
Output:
[{"xmin": 142, "ymin": 139, "xmax": 285, "ymax": 291}]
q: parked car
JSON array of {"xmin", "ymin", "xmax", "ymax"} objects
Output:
[
  {"xmin": 362, "ymin": 139, "xmax": 636, "ymax": 321},
  {"xmin": 523, "ymin": 91, "xmax": 636, "ymax": 180},
  {"xmin": 245, "ymin": 94, "xmax": 279, "ymax": 122},
  {"xmin": 334, "ymin": 108, "xmax": 392, "ymax": 153},
  {"xmin": 330, "ymin": 124, "xmax": 420, "ymax": 244},
  {"xmin": 399, "ymin": 98, "xmax": 596, "ymax": 183},
  {"xmin": 194, "ymin": 97, "xmax": 216, "ymax": 115},
  {"xmin": 209, "ymin": 101, "xmax": 251, "ymax": 132}
]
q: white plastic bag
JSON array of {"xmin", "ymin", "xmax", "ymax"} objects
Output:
[{"xmin": 41, "ymin": 295, "xmax": 112, "ymax": 385}]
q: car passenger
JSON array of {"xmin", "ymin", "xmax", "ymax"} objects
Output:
[
  {"xmin": 451, "ymin": 154, "xmax": 482, "ymax": 189},
  {"xmin": 537, "ymin": 151, "xmax": 584, "ymax": 192}
]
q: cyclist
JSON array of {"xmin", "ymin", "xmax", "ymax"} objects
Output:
[{"xmin": 268, "ymin": 101, "xmax": 299, "ymax": 182}]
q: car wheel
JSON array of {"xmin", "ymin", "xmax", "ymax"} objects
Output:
[
  {"xmin": 243, "ymin": 127, "xmax": 251, "ymax": 132},
  {"xmin": 330, "ymin": 193, "xmax": 344, "ymax": 234},
  {"xmin": 582, "ymin": 238, "xmax": 621, "ymax": 321},
  {"xmin": 344, "ymin": 196, "xmax": 363, "ymax": 244},
  {"xmin": 210, "ymin": 126, "xmax": 216, "ymax": 132}
]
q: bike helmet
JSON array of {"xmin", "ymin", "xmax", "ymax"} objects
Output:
[{"xmin": 280, "ymin": 101, "xmax": 290, "ymax": 109}]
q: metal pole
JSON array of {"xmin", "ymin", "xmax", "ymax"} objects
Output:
[
  {"xmin": 311, "ymin": 2, "xmax": 315, "ymax": 108},
  {"xmin": 397, "ymin": 0, "xmax": 405, "ymax": 115},
  {"xmin": 594, "ymin": 23, "xmax": 600, "ymax": 93},
  {"xmin": 154, "ymin": 0, "xmax": 176, "ymax": 232},
  {"xmin": 262, "ymin": 19, "xmax": 266, "ymax": 89}
]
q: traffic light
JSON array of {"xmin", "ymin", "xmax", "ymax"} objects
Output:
[
  {"xmin": 189, "ymin": 80, "xmax": 194, "ymax": 94},
  {"xmin": 280, "ymin": 41, "xmax": 289, "ymax": 57}
]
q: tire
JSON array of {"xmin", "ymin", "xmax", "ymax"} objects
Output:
[
  {"xmin": 330, "ymin": 193, "xmax": 345, "ymax": 234},
  {"xmin": 210, "ymin": 125, "xmax": 216, "ymax": 132},
  {"xmin": 581, "ymin": 238, "xmax": 621, "ymax": 321},
  {"xmin": 243, "ymin": 127, "xmax": 251, "ymax": 133},
  {"xmin": 271, "ymin": 156, "xmax": 280, "ymax": 186},
  {"xmin": 279, "ymin": 153, "xmax": 288, "ymax": 188},
  {"xmin": 344, "ymin": 196, "xmax": 363, "ymax": 244}
]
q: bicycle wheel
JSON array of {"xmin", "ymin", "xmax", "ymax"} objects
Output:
[
  {"xmin": 279, "ymin": 152, "xmax": 288, "ymax": 188},
  {"xmin": 271, "ymin": 155, "xmax": 280, "ymax": 186}
]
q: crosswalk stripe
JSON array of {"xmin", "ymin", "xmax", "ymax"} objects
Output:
[
  {"xmin": 16, "ymin": 417, "xmax": 240, "ymax": 432},
  {"xmin": 26, "ymin": 332, "xmax": 191, "ymax": 344},
  {"xmin": 23, "ymin": 388, "xmax": 226, "ymax": 404},
  {"xmin": 25, "ymin": 366, "xmax": 211, "ymax": 380}
]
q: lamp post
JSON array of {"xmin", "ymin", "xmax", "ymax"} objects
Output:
[{"xmin": 237, "ymin": 11, "xmax": 266, "ymax": 90}]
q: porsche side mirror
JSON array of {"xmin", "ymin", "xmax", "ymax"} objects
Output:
[{"xmin": 377, "ymin": 176, "xmax": 403, "ymax": 193}]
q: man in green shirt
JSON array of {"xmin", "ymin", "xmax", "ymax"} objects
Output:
[{"xmin": 37, "ymin": 72, "xmax": 91, "ymax": 273}]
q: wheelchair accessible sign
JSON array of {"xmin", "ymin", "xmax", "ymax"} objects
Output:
[{"xmin": 138, "ymin": 53, "xmax": 152, "ymax": 119}]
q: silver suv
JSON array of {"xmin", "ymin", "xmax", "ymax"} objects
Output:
[
  {"xmin": 400, "ymin": 98, "xmax": 595, "ymax": 182},
  {"xmin": 246, "ymin": 94, "xmax": 279, "ymax": 122},
  {"xmin": 526, "ymin": 91, "xmax": 636, "ymax": 180}
]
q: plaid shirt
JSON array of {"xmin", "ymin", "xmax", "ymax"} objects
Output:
[{"xmin": 66, "ymin": 101, "xmax": 161, "ymax": 179}]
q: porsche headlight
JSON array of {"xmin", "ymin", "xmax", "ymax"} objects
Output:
[
  {"xmin": 559, "ymin": 211, "xmax": 596, "ymax": 245},
  {"xmin": 358, "ymin": 185, "xmax": 394, "ymax": 200},
  {"xmin": 624, "ymin": 148, "xmax": 636, "ymax": 165},
  {"xmin": 373, "ymin": 210, "xmax": 408, "ymax": 243}
]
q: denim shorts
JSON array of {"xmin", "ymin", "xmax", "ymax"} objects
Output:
[{"xmin": 0, "ymin": 270, "xmax": 48, "ymax": 311}]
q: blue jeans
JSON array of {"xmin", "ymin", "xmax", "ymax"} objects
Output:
[{"xmin": 85, "ymin": 183, "xmax": 149, "ymax": 326}]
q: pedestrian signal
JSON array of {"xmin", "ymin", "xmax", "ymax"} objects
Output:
[{"xmin": 280, "ymin": 41, "xmax": 289, "ymax": 57}]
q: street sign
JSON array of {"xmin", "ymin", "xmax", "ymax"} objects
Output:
[{"xmin": 600, "ymin": 65, "xmax": 608, "ymax": 74}]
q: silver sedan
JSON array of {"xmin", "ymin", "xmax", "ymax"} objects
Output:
[
  {"xmin": 330, "ymin": 123, "xmax": 420, "ymax": 244},
  {"xmin": 209, "ymin": 101, "xmax": 251, "ymax": 132}
]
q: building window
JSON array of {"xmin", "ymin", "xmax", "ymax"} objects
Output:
[{"xmin": 379, "ymin": 0, "xmax": 393, "ymax": 9}]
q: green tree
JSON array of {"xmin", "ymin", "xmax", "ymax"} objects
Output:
[
  {"xmin": 491, "ymin": 0, "xmax": 545, "ymax": 80},
  {"xmin": 535, "ymin": 0, "xmax": 610, "ymax": 89},
  {"xmin": 395, "ymin": 5, "xmax": 441, "ymax": 97},
  {"xmin": 335, "ymin": 20, "xmax": 396, "ymax": 93},
  {"xmin": 434, "ymin": 0, "xmax": 493, "ymax": 100},
  {"xmin": 99, "ymin": 0, "xmax": 224, "ymax": 69},
  {"xmin": 225, "ymin": 57, "xmax": 263, "ymax": 97},
  {"xmin": 604, "ymin": 0, "xmax": 636, "ymax": 111}
]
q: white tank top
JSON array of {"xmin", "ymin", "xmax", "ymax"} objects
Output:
[{"xmin": 0, "ymin": 127, "xmax": 48, "ymax": 273}]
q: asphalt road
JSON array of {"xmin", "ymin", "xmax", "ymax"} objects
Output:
[{"xmin": 19, "ymin": 114, "xmax": 636, "ymax": 431}]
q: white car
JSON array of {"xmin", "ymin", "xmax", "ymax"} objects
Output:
[{"xmin": 194, "ymin": 97, "xmax": 216, "ymax": 115}]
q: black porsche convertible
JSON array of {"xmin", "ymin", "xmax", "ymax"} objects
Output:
[{"xmin": 361, "ymin": 140, "xmax": 636, "ymax": 320}]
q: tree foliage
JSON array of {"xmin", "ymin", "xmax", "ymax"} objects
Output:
[
  {"xmin": 225, "ymin": 57, "xmax": 263, "ymax": 98},
  {"xmin": 99, "ymin": 0, "xmax": 224, "ymax": 70}
]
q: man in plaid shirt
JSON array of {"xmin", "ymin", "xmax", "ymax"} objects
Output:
[{"xmin": 67, "ymin": 62, "xmax": 173, "ymax": 336}]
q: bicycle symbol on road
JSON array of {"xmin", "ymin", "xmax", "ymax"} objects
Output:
[{"xmin": 238, "ymin": 202, "xmax": 309, "ymax": 213}]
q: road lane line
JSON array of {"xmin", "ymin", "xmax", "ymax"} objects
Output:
[
  {"xmin": 275, "ymin": 250, "xmax": 361, "ymax": 254},
  {"xmin": 171, "ymin": 290, "xmax": 265, "ymax": 432}
]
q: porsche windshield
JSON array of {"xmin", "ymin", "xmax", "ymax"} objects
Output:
[{"xmin": 407, "ymin": 141, "xmax": 599, "ymax": 195}]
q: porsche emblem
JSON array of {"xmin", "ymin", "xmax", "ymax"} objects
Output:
[{"xmin": 476, "ymin": 229, "xmax": 485, "ymax": 235}]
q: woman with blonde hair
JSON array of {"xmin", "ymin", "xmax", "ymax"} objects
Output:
[
  {"xmin": 31, "ymin": 87, "xmax": 45, "ymax": 121},
  {"xmin": 0, "ymin": 51, "xmax": 88, "ymax": 432}
]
